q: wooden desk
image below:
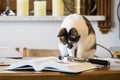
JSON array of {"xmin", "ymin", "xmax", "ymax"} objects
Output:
[{"xmin": 0, "ymin": 66, "xmax": 120, "ymax": 80}]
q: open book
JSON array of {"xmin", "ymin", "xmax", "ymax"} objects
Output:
[{"xmin": 6, "ymin": 57, "xmax": 96, "ymax": 73}]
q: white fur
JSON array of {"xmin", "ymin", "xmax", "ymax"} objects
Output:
[{"xmin": 58, "ymin": 14, "xmax": 96, "ymax": 59}]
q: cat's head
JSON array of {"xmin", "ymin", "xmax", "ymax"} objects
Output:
[{"xmin": 57, "ymin": 27, "xmax": 80, "ymax": 49}]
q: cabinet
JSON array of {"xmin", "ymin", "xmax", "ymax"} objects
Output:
[
  {"xmin": 97, "ymin": 0, "xmax": 113, "ymax": 33},
  {"xmin": 0, "ymin": 0, "xmax": 113, "ymax": 33}
]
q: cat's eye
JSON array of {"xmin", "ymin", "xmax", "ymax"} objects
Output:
[{"xmin": 60, "ymin": 37, "xmax": 67, "ymax": 45}]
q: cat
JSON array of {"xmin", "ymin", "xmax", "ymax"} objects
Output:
[{"xmin": 57, "ymin": 14, "xmax": 96, "ymax": 59}]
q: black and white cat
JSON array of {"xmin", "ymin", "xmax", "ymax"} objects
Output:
[{"xmin": 57, "ymin": 14, "xmax": 96, "ymax": 59}]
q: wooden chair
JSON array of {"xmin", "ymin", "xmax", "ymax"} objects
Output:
[{"xmin": 23, "ymin": 48, "xmax": 60, "ymax": 57}]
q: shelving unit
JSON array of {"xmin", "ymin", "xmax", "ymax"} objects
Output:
[
  {"xmin": 0, "ymin": 0, "xmax": 112, "ymax": 33},
  {"xmin": 0, "ymin": 16, "xmax": 105, "ymax": 22}
]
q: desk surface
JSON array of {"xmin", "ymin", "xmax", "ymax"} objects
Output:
[{"xmin": 0, "ymin": 66, "xmax": 120, "ymax": 80}]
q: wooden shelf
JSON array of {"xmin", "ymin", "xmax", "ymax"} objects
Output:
[
  {"xmin": 0, "ymin": 0, "xmax": 112, "ymax": 33},
  {"xmin": 0, "ymin": 16, "xmax": 105, "ymax": 22}
]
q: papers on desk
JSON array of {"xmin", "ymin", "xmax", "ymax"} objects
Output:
[
  {"xmin": 100, "ymin": 58, "xmax": 120, "ymax": 70},
  {"xmin": 104, "ymin": 58, "xmax": 120, "ymax": 66},
  {"xmin": 0, "ymin": 58, "xmax": 23, "ymax": 66}
]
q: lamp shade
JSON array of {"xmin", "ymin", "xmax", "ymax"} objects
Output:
[{"xmin": 117, "ymin": 0, "xmax": 120, "ymax": 21}]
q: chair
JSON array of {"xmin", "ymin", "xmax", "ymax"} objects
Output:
[{"xmin": 23, "ymin": 48, "xmax": 60, "ymax": 57}]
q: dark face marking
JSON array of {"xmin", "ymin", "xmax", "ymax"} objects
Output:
[{"xmin": 57, "ymin": 27, "xmax": 80, "ymax": 49}]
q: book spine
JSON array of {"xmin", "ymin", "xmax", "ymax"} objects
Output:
[
  {"xmin": 91, "ymin": 0, "xmax": 97, "ymax": 15},
  {"xmin": 86, "ymin": 0, "xmax": 92, "ymax": 15},
  {"xmin": 87, "ymin": 0, "xmax": 97, "ymax": 15},
  {"xmin": 80, "ymin": 0, "xmax": 87, "ymax": 15},
  {"xmin": 63, "ymin": 0, "xmax": 74, "ymax": 15}
]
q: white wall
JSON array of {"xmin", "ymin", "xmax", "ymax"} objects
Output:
[
  {"xmin": 0, "ymin": 0, "xmax": 120, "ymax": 57},
  {"xmin": 0, "ymin": 21, "xmax": 61, "ymax": 49}
]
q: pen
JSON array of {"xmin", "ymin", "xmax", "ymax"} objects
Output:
[{"xmin": 58, "ymin": 56, "xmax": 110, "ymax": 66}]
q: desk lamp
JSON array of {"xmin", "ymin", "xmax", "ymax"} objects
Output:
[{"xmin": 117, "ymin": 0, "xmax": 120, "ymax": 38}]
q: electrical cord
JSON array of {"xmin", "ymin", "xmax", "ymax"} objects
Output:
[{"xmin": 96, "ymin": 44, "xmax": 114, "ymax": 58}]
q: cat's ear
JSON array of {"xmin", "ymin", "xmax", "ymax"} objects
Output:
[
  {"xmin": 69, "ymin": 27, "xmax": 80, "ymax": 42},
  {"xmin": 57, "ymin": 28, "xmax": 67, "ymax": 37},
  {"xmin": 57, "ymin": 28, "xmax": 68, "ymax": 45}
]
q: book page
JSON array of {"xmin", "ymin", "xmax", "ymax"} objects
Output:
[
  {"xmin": 30, "ymin": 57, "xmax": 58, "ymax": 66},
  {"xmin": 68, "ymin": 62, "xmax": 96, "ymax": 72},
  {"xmin": 35, "ymin": 61, "xmax": 96, "ymax": 73},
  {"xmin": 6, "ymin": 57, "xmax": 58, "ymax": 71}
]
